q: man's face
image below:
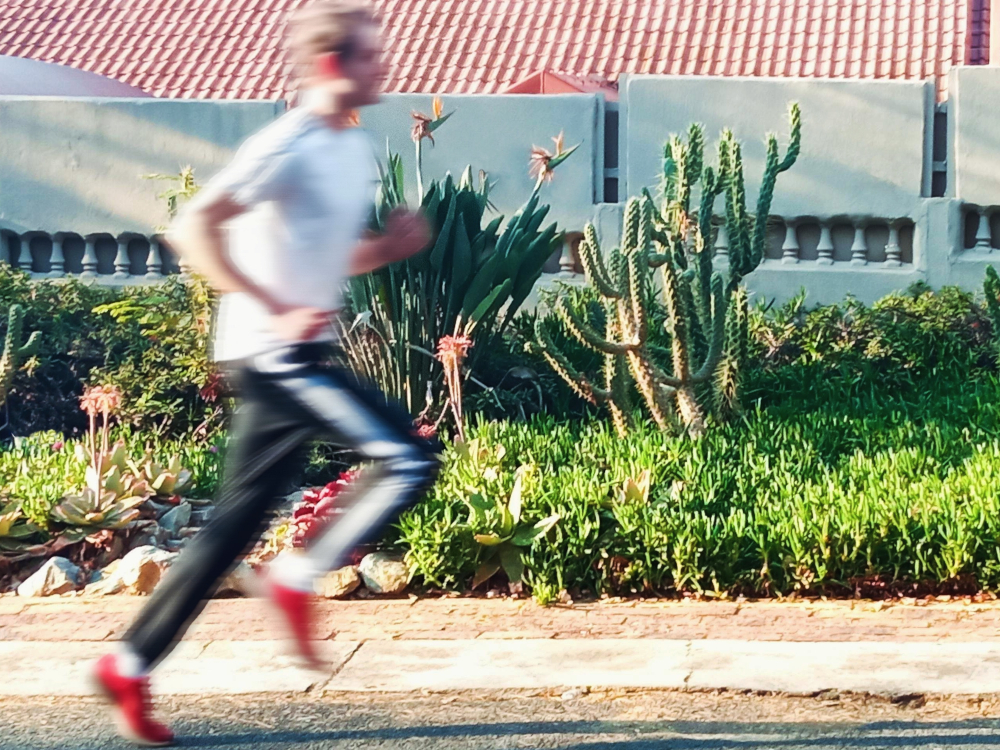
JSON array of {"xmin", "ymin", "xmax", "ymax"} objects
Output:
[{"xmin": 316, "ymin": 21, "xmax": 386, "ymax": 108}]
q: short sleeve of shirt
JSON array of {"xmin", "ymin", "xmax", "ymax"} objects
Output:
[{"xmin": 206, "ymin": 135, "xmax": 301, "ymax": 209}]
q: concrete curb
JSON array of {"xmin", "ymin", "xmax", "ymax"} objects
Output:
[{"xmin": 6, "ymin": 638, "xmax": 1000, "ymax": 697}]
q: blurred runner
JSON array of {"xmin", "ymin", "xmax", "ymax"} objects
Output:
[{"xmin": 92, "ymin": 1, "xmax": 438, "ymax": 744}]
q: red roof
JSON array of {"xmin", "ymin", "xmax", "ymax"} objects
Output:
[{"xmin": 0, "ymin": 0, "xmax": 988, "ymax": 101}]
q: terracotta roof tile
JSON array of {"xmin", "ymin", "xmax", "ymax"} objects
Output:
[{"xmin": 0, "ymin": 0, "xmax": 984, "ymax": 101}]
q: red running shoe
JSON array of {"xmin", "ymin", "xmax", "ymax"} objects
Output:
[
  {"xmin": 92, "ymin": 653, "xmax": 174, "ymax": 747},
  {"xmin": 266, "ymin": 578, "xmax": 325, "ymax": 670}
]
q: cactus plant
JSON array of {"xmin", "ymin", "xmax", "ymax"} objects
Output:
[
  {"xmin": 534, "ymin": 104, "xmax": 801, "ymax": 437},
  {"xmin": 0, "ymin": 304, "xmax": 41, "ymax": 410}
]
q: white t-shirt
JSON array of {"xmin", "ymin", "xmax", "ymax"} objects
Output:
[{"xmin": 196, "ymin": 106, "xmax": 378, "ymax": 362}]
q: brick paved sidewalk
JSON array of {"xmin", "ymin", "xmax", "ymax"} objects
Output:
[{"xmin": 5, "ymin": 595, "xmax": 1000, "ymax": 643}]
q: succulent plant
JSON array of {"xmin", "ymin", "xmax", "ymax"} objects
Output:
[
  {"xmin": 0, "ymin": 501, "xmax": 44, "ymax": 554},
  {"xmin": 128, "ymin": 452, "xmax": 192, "ymax": 498},
  {"xmin": 465, "ymin": 465, "xmax": 559, "ymax": 588},
  {"xmin": 50, "ymin": 488, "xmax": 145, "ymax": 534}
]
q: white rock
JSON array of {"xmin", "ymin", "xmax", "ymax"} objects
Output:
[
  {"xmin": 83, "ymin": 560, "xmax": 124, "ymax": 596},
  {"xmin": 158, "ymin": 502, "xmax": 192, "ymax": 535},
  {"xmin": 358, "ymin": 552, "xmax": 410, "ymax": 595},
  {"xmin": 216, "ymin": 562, "xmax": 261, "ymax": 598},
  {"xmin": 315, "ymin": 566, "xmax": 361, "ymax": 599},
  {"xmin": 17, "ymin": 557, "xmax": 81, "ymax": 597},
  {"xmin": 116, "ymin": 546, "xmax": 178, "ymax": 595}
]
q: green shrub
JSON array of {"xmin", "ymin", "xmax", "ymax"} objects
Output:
[
  {"xmin": 0, "ymin": 267, "xmax": 223, "ymax": 439},
  {"xmin": 395, "ymin": 365, "xmax": 1000, "ymax": 598},
  {"xmin": 746, "ymin": 284, "xmax": 993, "ymax": 412}
]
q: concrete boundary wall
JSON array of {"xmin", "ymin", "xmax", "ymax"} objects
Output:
[{"xmin": 5, "ymin": 71, "xmax": 1000, "ymax": 305}]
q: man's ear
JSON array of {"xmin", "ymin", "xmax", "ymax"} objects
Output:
[{"xmin": 316, "ymin": 51, "xmax": 342, "ymax": 78}]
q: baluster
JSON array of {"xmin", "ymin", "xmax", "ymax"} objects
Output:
[
  {"xmin": 114, "ymin": 237, "xmax": 131, "ymax": 279},
  {"xmin": 976, "ymin": 208, "xmax": 993, "ymax": 251},
  {"xmin": 781, "ymin": 222, "xmax": 799, "ymax": 264},
  {"xmin": 850, "ymin": 223, "xmax": 868, "ymax": 266},
  {"xmin": 559, "ymin": 235, "xmax": 577, "ymax": 274},
  {"xmin": 816, "ymin": 223, "xmax": 834, "ymax": 265},
  {"xmin": 18, "ymin": 235, "xmax": 33, "ymax": 273},
  {"xmin": 50, "ymin": 235, "xmax": 66, "ymax": 277},
  {"xmin": 81, "ymin": 237, "xmax": 99, "ymax": 278},
  {"xmin": 146, "ymin": 237, "xmax": 164, "ymax": 280},
  {"xmin": 713, "ymin": 223, "xmax": 729, "ymax": 264},
  {"xmin": 885, "ymin": 224, "xmax": 902, "ymax": 267}
]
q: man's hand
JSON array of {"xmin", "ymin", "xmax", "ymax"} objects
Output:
[
  {"xmin": 349, "ymin": 208, "xmax": 433, "ymax": 276},
  {"xmin": 384, "ymin": 208, "xmax": 431, "ymax": 261},
  {"xmin": 269, "ymin": 305, "xmax": 335, "ymax": 342}
]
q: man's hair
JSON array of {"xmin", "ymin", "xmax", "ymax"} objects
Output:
[{"xmin": 288, "ymin": 0, "xmax": 376, "ymax": 68}]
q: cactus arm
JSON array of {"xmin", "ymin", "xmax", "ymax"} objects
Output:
[
  {"xmin": 777, "ymin": 102, "xmax": 802, "ymax": 173},
  {"xmin": 659, "ymin": 260, "xmax": 692, "ymax": 382},
  {"xmin": 555, "ymin": 297, "xmax": 635, "ymax": 355},
  {"xmin": 693, "ymin": 272, "xmax": 727, "ymax": 382},
  {"xmin": 532, "ymin": 318, "xmax": 607, "ymax": 406},
  {"xmin": 578, "ymin": 224, "xmax": 622, "ymax": 299},
  {"xmin": 0, "ymin": 305, "xmax": 40, "ymax": 408},
  {"xmin": 604, "ymin": 315, "xmax": 633, "ymax": 436}
]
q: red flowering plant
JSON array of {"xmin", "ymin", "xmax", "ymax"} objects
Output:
[{"xmin": 289, "ymin": 470, "xmax": 360, "ymax": 548}]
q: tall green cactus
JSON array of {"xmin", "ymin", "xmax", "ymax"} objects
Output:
[
  {"xmin": 0, "ymin": 305, "xmax": 41, "ymax": 409},
  {"xmin": 535, "ymin": 104, "xmax": 801, "ymax": 437}
]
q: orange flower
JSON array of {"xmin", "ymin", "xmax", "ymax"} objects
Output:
[
  {"xmin": 436, "ymin": 334, "xmax": 473, "ymax": 371},
  {"xmin": 529, "ymin": 131, "xmax": 578, "ymax": 184},
  {"xmin": 411, "ymin": 96, "xmax": 449, "ymax": 144},
  {"xmin": 529, "ymin": 146, "xmax": 555, "ymax": 183},
  {"xmin": 80, "ymin": 385, "xmax": 121, "ymax": 417},
  {"xmin": 346, "ymin": 109, "xmax": 361, "ymax": 127},
  {"xmin": 411, "ymin": 110, "xmax": 433, "ymax": 144}
]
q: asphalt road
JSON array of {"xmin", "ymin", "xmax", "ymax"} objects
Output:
[{"xmin": 7, "ymin": 689, "xmax": 1000, "ymax": 749}]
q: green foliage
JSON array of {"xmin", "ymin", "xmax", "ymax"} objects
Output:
[
  {"xmin": 746, "ymin": 284, "xmax": 993, "ymax": 410},
  {"xmin": 984, "ymin": 266, "xmax": 1000, "ymax": 356},
  {"xmin": 341, "ymin": 155, "xmax": 565, "ymax": 420},
  {"xmin": 143, "ymin": 166, "xmax": 200, "ymax": 229},
  {"xmin": 462, "ymin": 462, "xmax": 560, "ymax": 588},
  {"xmin": 50, "ymin": 488, "xmax": 146, "ymax": 540},
  {"xmin": 0, "ymin": 267, "xmax": 222, "ymax": 438},
  {"xmin": 0, "ymin": 304, "xmax": 41, "ymax": 411},
  {"xmin": 533, "ymin": 106, "xmax": 801, "ymax": 437},
  {"xmin": 395, "ymin": 369, "xmax": 1000, "ymax": 598},
  {"xmin": 1, "ymin": 428, "xmax": 221, "ymax": 531},
  {"xmin": 87, "ymin": 275, "xmax": 221, "ymax": 437},
  {"xmin": 0, "ymin": 500, "xmax": 45, "ymax": 554}
]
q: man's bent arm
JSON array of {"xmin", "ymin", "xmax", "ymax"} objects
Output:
[{"xmin": 167, "ymin": 192, "xmax": 286, "ymax": 314}]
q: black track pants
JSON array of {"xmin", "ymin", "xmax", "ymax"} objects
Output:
[{"xmin": 123, "ymin": 344, "xmax": 440, "ymax": 669}]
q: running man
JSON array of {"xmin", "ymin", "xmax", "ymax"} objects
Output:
[{"xmin": 93, "ymin": 1, "xmax": 439, "ymax": 744}]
